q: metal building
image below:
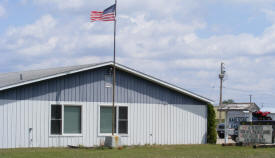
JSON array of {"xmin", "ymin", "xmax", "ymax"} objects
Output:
[{"xmin": 0, "ymin": 61, "xmax": 212, "ymax": 148}]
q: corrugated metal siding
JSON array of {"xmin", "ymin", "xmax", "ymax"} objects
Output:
[
  {"xmin": 0, "ymin": 66, "xmax": 204, "ymax": 105},
  {"xmin": 0, "ymin": 66, "xmax": 207, "ymax": 148},
  {"xmin": 0, "ymin": 100, "xmax": 206, "ymax": 148}
]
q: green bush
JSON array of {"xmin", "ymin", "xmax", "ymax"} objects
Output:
[{"xmin": 207, "ymin": 103, "xmax": 217, "ymax": 144}]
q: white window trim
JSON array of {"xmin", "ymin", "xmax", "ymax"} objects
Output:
[
  {"xmin": 49, "ymin": 104, "xmax": 83, "ymax": 137},
  {"xmin": 98, "ymin": 104, "xmax": 128, "ymax": 137}
]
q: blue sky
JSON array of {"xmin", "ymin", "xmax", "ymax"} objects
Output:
[{"xmin": 0, "ymin": 0, "xmax": 275, "ymax": 111}]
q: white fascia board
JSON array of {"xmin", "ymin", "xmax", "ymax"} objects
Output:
[
  {"xmin": 114, "ymin": 63, "xmax": 213, "ymax": 104},
  {"xmin": 0, "ymin": 62, "xmax": 113, "ymax": 91}
]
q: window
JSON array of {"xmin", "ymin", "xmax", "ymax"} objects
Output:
[
  {"xmin": 100, "ymin": 106, "xmax": 128, "ymax": 134},
  {"xmin": 50, "ymin": 105, "xmax": 82, "ymax": 135},
  {"xmin": 51, "ymin": 105, "xmax": 62, "ymax": 135},
  {"xmin": 100, "ymin": 107, "xmax": 116, "ymax": 133},
  {"xmin": 64, "ymin": 106, "xmax": 82, "ymax": 134},
  {"xmin": 119, "ymin": 107, "xmax": 128, "ymax": 134}
]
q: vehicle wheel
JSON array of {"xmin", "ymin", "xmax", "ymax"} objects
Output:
[
  {"xmin": 218, "ymin": 133, "xmax": 224, "ymax": 138},
  {"xmin": 231, "ymin": 135, "xmax": 237, "ymax": 141}
]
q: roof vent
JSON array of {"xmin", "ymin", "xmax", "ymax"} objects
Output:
[{"xmin": 20, "ymin": 74, "xmax": 23, "ymax": 80}]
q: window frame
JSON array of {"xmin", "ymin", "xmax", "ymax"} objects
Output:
[
  {"xmin": 50, "ymin": 104, "xmax": 62, "ymax": 135},
  {"xmin": 118, "ymin": 106, "xmax": 128, "ymax": 134},
  {"xmin": 50, "ymin": 104, "xmax": 83, "ymax": 137},
  {"xmin": 98, "ymin": 104, "xmax": 128, "ymax": 137}
]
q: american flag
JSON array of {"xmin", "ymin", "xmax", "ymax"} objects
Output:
[{"xmin": 90, "ymin": 4, "xmax": 116, "ymax": 22}]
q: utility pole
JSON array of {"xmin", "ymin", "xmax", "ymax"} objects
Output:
[
  {"xmin": 248, "ymin": 95, "xmax": 253, "ymax": 123},
  {"xmin": 218, "ymin": 62, "xmax": 226, "ymax": 124}
]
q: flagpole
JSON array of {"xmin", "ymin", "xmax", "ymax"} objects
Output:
[{"xmin": 112, "ymin": 0, "xmax": 117, "ymax": 136}]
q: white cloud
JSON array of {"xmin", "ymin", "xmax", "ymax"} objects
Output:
[
  {"xmin": 212, "ymin": 0, "xmax": 275, "ymax": 5},
  {"xmin": 18, "ymin": 37, "xmax": 58, "ymax": 55},
  {"xmin": 0, "ymin": 5, "xmax": 5, "ymax": 17},
  {"xmin": 6, "ymin": 14, "xmax": 57, "ymax": 38},
  {"xmin": 31, "ymin": 0, "xmax": 87, "ymax": 10},
  {"xmin": 30, "ymin": 0, "xmax": 200, "ymax": 16},
  {"xmin": 262, "ymin": 9, "xmax": 275, "ymax": 23},
  {"xmin": 2, "ymin": 15, "xmax": 58, "ymax": 56}
]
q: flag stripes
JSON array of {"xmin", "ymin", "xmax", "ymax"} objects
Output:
[
  {"xmin": 90, "ymin": 5, "xmax": 116, "ymax": 22},
  {"xmin": 90, "ymin": 12, "xmax": 115, "ymax": 22}
]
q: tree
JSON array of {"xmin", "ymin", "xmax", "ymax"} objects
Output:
[
  {"xmin": 222, "ymin": 99, "xmax": 235, "ymax": 104},
  {"xmin": 207, "ymin": 103, "xmax": 217, "ymax": 144}
]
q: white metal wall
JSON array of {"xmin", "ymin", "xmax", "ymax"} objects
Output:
[{"xmin": 0, "ymin": 101, "xmax": 207, "ymax": 148}]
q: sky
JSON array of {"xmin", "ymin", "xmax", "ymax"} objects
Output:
[{"xmin": 0, "ymin": 0, "xmax": 275, "ymax": 111}]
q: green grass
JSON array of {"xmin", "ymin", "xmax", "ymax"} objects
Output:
[{"xmin": 1, "ymin": 145, "xmax": 275, "ymax": 158}]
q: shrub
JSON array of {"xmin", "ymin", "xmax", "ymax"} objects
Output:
[{"xmin": 207, "ymin": 103, "xmax": 217, "ymax": 144}]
